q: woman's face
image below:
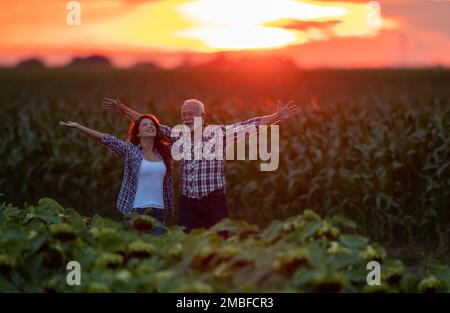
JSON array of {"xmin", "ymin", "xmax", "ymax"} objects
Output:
[{"xmin": 137, "ymin": 118, "xmax": 157, "ymax": 139}]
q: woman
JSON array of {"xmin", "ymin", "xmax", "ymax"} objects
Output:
[{"xmin": 59, "ymin": 114, "xmax": 173, "ymax": 235}]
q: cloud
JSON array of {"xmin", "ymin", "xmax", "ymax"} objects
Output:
[
  {"xmin": 382, "ymin": 0, "xmax": 450, "ymax": 37},
  {"xmin": 268, "ymin": 19, "xmax": 341, "ymax": 31}
]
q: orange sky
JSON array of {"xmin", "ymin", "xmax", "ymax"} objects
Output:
[{"xmin": 1, "ymin": 0, "xmax": 449, "ymax": 68}]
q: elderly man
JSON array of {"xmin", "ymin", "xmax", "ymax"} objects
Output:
[{"xmin": 102, "ymin": 98, "xmax": 298, "ymax": 231}]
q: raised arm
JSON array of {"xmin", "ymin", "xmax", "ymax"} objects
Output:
[
  {"xmin": 259, "ymin": 100, "xmax": 298, "ymax": 126},
  {"xmin": 102, "ymin": 98, "xmax": 177, "ymax": 141},
  {"xmin": 59, "ymin": 121, "xmax": 105, "ymax": 140},
  {"xmin": 102, "ymin": 98, "xmax": 143, "ymax": 122},
  {"xmin": 225, "ymin": 100, "xmax": 298, "ymax": 142},
  {"xmin": 59, "ymin": 120, "xmax": 131, "ymax": 158}
]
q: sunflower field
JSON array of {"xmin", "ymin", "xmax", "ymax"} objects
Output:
[{"xmin": 0, "ymin": 197, "xmax": 449, "ymax": 292}]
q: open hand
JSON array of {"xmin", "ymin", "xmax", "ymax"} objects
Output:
[
  {"xmin": 102, "ymin": 97, "xmax": 125, "ymax": 113},
  {"xmin": 59, "ymin": 121, "xmax": 80, "ymax": 129},
  {"xmin": 277, "ymin": 100, "xmax": 298, "ymax": 120}
]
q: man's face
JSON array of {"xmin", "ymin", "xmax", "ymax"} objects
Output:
[{"xmin": 181, "ymin": 102, "xmax": 203, "ymax": 129}]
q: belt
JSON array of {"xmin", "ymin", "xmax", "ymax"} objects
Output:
[
  {"xmin": 185, "ymin": 188, "xmax": 226, "ymax": 199},
  {"xmin": 134, "ymin": 207, "xmax": 162, "ymax": 215}
]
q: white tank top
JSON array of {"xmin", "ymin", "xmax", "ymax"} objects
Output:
[{"xmin": 133, "ymin": 159, "xmax": 166, "ymax": 209}]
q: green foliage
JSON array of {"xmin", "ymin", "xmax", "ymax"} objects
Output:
[
  {"xmin": 0, "ymin": 198, "xmax": 448, "ymax": 292},
  {"xmin": 0, "ymin": 68, "xmax": 449, "ymax": 244}
]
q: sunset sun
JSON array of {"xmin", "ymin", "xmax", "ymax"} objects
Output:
[
  {"xmin": 87, "ymin": 0, "xmax": 390, "ymax": 53},
  {"xmin": 176, "ymin": 0, "xmax": 349, "ymax": 50}
]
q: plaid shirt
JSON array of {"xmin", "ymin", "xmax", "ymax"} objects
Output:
[
  {"xmin": 160, "ymin": 117, "xmax": 261, "ymax": 199},
  {"xmin": 98, "ymin": 134, "xmax": 174, "ymax": 215}
]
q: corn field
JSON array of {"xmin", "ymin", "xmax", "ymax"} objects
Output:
[{"xmin": 0, "ymin": 67, "xmax": 449, "ymax": 248}]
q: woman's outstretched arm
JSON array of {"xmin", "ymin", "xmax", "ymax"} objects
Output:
[
  {"xmin": 59, "ymin": 121, "xmax": 106, "ymax": 140},
  {"xmin": 59, "ymin": 120, "xmax": 131, "ymax": 158}
]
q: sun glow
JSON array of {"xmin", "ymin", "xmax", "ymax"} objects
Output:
[
  {"xmin": 176, "ymin": 0, "xmax": 348, "ymax": 49},
  {"xmin": 0, "ymin": 0, "xmax": 398, "ymax": 62}
]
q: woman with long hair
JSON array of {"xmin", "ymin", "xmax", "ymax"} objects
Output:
[{"xmin": 59, "ymin": 114, "xmax": 173, "ymax": 235}]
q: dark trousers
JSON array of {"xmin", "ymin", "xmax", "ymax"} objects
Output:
[{"xmin": 179, "ymin": 188, "xmax": 228, "ymax": 232}]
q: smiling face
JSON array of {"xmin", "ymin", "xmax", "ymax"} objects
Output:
[
  {"xmin": 137, "ymin": 118, "xmax": 157, "ymax": 140},
  {"xmin": 181, "ymin": 99, "xmax": 205, "ymax": 129}
]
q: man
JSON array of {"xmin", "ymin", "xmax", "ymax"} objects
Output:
[{"xmin": 102, "ymin": 98, "xmax": 298, "ymax": 231}]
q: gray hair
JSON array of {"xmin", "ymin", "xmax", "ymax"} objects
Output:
[{"xmin": 182, "ymin": 99, "xmax": 205, "ymax": 114}]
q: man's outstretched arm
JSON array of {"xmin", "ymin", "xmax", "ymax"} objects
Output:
[
  {"xmin": 259, "ymin": 100, "xmax": 298, "ymax": 126},
  {"xmin": 102, "ymin": 98, "xmax": 143, "ymax": 122},
  {"xmin": 102, "ymin": 97, "xmax": 174, "ymax": 139},
  {"xmin": 224, "ymin": 100, "xmax": 298, "ymax": 143}
]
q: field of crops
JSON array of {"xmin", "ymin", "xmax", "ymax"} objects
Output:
[
  {"xmin": 0, "ymin": 67, "xmax": 449, "ymax": 276},
  {"xmin": 1, "ymin": 197, "xmax": 449, "ymax": 292}
]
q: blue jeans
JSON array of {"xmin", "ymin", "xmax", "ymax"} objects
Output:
[
  {"xmin": 179, "ymin": 188, "xmax": 228, "ymax": 232},
  {"xmin": 124, "ymin": 207, "xmax": 166, "ymax": 236}
]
